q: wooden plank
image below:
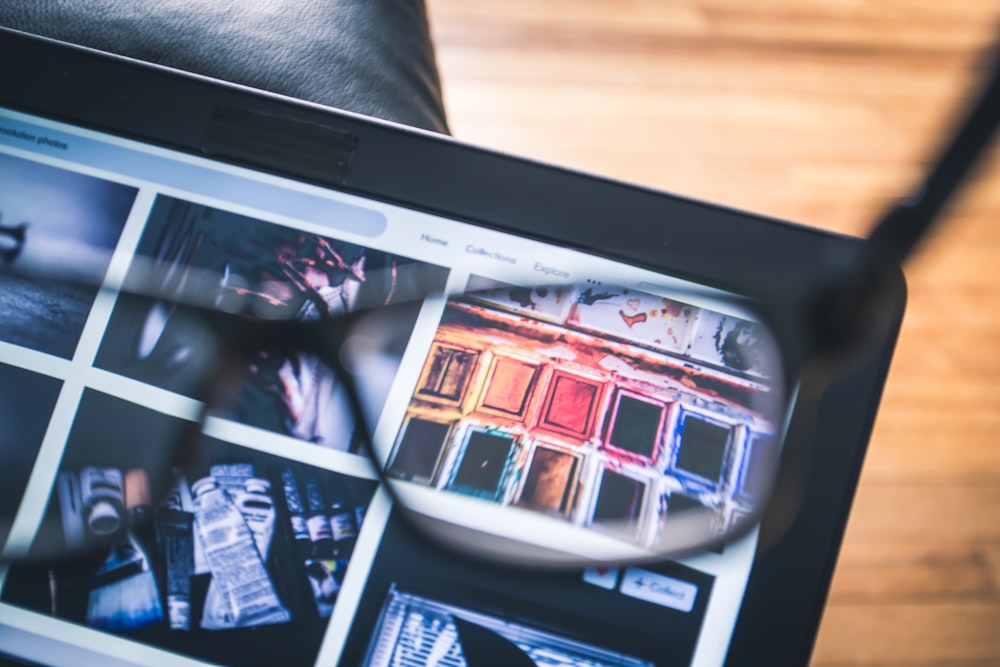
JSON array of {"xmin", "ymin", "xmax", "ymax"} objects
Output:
[
  {"xmin": 814, "ymin": 659, "xmax": 1000, "ymax": 667},
  {"xmin": 828, "ymin": 541, "xmax": 1000, "ymax": 602},
  {"xmin": 863, "ymin": 436, "xmax": 1000, "ymax": 483},
  {"xmin": 813, "ymin": 604, "xmax": 1000, "ymax": 662},
  {"xmin": 703, "ymin": 7, "xmax": 992, "ymax": 52},
  {"xmin": 429, "ymin": 0, "xmax": 996, "ymax": 55},
  {"xmin": 844, "ymin": 485, "xmax": 1000, "ymax": 541},
  {"xmin": 435, "ymin": 47, "xmax": 973, "ymax": 98}
]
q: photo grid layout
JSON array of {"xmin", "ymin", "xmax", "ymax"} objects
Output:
[
  {"xmin": 0, "ymin": 161, "xmax": 449, "ymax": 666},
  {"xmin": 0, "ymin": 145, "xmax": 767, "ymax": 667}
]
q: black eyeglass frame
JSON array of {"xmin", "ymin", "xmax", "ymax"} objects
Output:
[
  {"xmin": 5, "ymin": 25, "xmax": 997, "ymax": 667},
  {"xmin": 0, "ymin": 30, "xmax": 1000, "ymax": 568},
  {"xmin": 1, "ymin": 273, "xmax": 791, "ymax": 565},
  {"xmin": 1, "ymin": 27, "xmax": 997, "ymax": 568}
]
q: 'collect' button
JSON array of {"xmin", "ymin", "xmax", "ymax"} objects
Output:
[{"xmin": 619, "ymin": 567, "xmax": 698, "ymax": 612}]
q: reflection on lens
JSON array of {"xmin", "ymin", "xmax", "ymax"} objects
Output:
[{"xmin": 375, "ymin": 282, "xmax": 784, "ymax": 563}]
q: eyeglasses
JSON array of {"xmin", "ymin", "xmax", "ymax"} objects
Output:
[
  {"xmin": 2, "ymin": 42, "xmax": 998, "ymax": 569},
  {"xmin": 3, "ymin": 244, "xmax": 787, "ymax": 564}
]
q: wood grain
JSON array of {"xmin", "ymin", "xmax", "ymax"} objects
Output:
[{"xmin": 424, "ymin": 1, "xmax": 1000, "ymax": 664}]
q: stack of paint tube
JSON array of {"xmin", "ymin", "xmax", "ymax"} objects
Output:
[
  {"xmin": 280, "ymin": 465, "xmax": 362, "ymax": 619},
  {"xmin": 55, "ymin": 462, "xmax": 367, "ymax": 632},
  {"xmin": 56, "ymin": 467, "xmax": 165, "ymax": 631},
  {"xmin": 184, "ymin": 463, "xmax": 291, "ymax": 630}
]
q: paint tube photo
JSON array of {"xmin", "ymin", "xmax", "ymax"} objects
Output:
[
  {"xmin": 193, "ymin": 475, "xmax": 290, "ymax": 629},
  {"xmin": 0, "ymin": 391, "xmax": 378, "ymax": 667},
  {"xmin": 157, "ymin": 507, "xmax": 193, "ymax": 630}
]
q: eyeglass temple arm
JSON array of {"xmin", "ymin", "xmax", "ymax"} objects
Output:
[
  {"xmin": 863, "ymin": 46, "xmax": 1000, "ymax": 270},
  {"xmin": 803, "ymin": 43, "xmax": 1000, "ymax": 358}
]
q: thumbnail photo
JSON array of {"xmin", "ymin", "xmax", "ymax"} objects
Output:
[
  {"xmin": 363, "ymin": 587, "xmax": 653, "ymax": 667},
  {"xmin": 384, "ymin": 283, "xmax": 779, "ymax": 548},
  {"xmin": 0, "ymin": 363, "xmax": 62, "ymax": 548},
  {"xmin": 0, "ymin": 153, "xmax": 136, "ymax": 358},
  {"xmin": 338, "ymin": 512, "xmax": 715, "ymax": 667},
  {"xmin": 1, "ymin": 390, "xmax": 377, "ymax": 667},
  {"xmin": 95, "ymin": 196, "xmax": 449, "ymax": 450}
]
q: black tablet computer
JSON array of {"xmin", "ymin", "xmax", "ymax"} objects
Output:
[{"xmin": 0, "ymin": 29, "xmax": 904, "ymax": 667}]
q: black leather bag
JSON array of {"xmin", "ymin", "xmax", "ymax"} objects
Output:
[{"xmin": 0, "ymin": 0, "xmax": 448, "ymax": 133}]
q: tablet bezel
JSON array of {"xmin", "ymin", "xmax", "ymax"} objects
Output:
[{"xmin": 0, "ymin": 28, "xmax": 906, "ymax": 666}]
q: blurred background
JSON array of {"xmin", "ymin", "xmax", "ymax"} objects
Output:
[{"xmin": 424, "ymin": 1, "xmax": 1000, "ymax": 665}]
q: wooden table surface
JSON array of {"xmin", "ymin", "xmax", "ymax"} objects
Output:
[{"xmin": 424, "ymin": 1, "xmax": 1000, "ymax": 665}]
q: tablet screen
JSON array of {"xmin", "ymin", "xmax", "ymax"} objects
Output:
[{"xmin": 0, "ymin": 106, "xmax": 779, "ymax": 667}]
